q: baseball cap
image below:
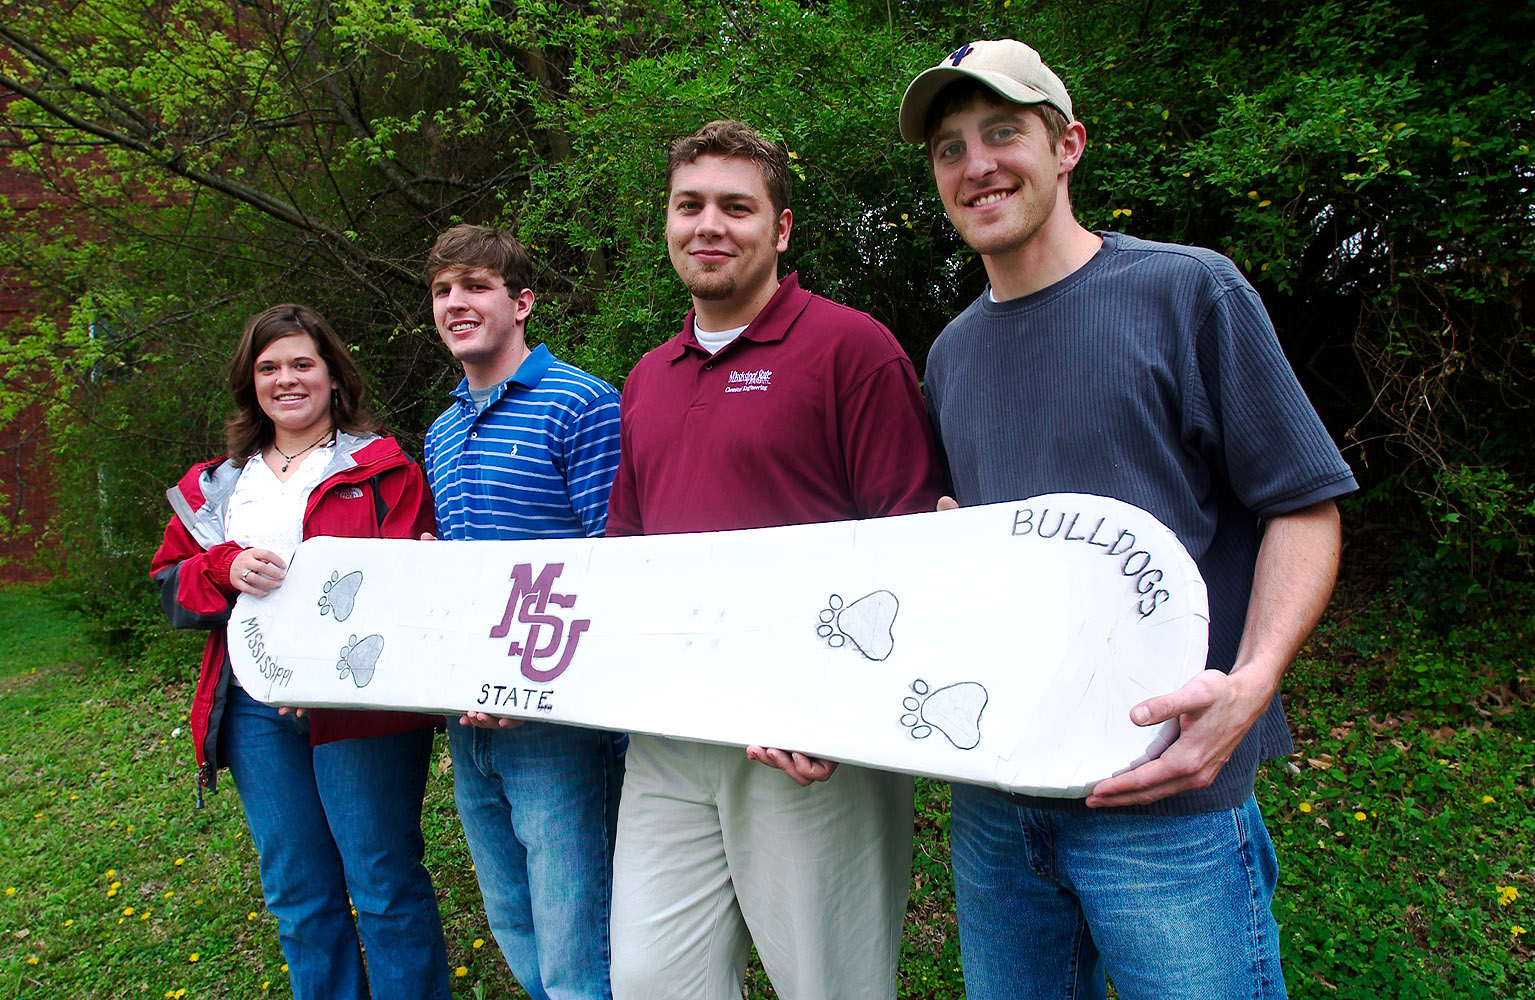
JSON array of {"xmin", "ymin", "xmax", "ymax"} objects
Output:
[{"xmin": 898, "ymin": 39, "xmax": 1073, "ymax": 143}]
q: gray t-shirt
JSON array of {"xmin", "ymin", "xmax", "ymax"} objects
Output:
[
  {"xmin": 925, "ymin": 232, "xmax": 1357, "ymax": 815},
  {"xmin": 468, "ymin": 382, "xmax": 498, "ymax": 414}
]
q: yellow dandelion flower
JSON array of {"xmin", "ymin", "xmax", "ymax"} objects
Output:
[
  {"xmin": 1512, "ymin": 926, "xmax": 1526, "ymax": 937},
  {"xmin": 64, "ymin": 919, "xmax": 73, "ymax": 927},
  {"xmin": 1482, "ymin": 795, "xmax": 1495, "ymax": 804},
  {"xmin": 1297, "ymin": 802, "xmax": 1312, "ymax": 813},
  {"xmin": 3, "ymin": 887, "xmax": 14, "ymax": 896},
  {"xmin": 107, "ymin": 888, "xmax": 118, "ymax": 897},
  {"xmin": 164, "ymin": 890, "xmax": 174, "ymax": 899},
  {"xmin": 248, "ymin": 912, "xmax": 258, "ymax": 921},
  {"xmin": 473, "ymin": 938, "xmax": 485, "ymax": 950},
  {"xmin": 1353, "ymin": 811, "xmax": 1367, "ymax": 821},
  {"xmin": 111, "ymin": 881, "xmax": 121, "ymax": 890},
  {"xmin": 140, "ymin": 911, "xmax": 151, "ymax": 920},
  {"xmin": 455, "ymin": 966, "xmax": 469, "ymax": 978},
  {"xmin": 282, "ymin": 964, "xmax": 289, "ymax": 973},
  {"xmin": 1498, "ymin": 885, "xmax": 1520, "ymax": 906},
  {"xmin": 26, "ymin": 956, "xmax": 39, "ymax": 966},
  {"xmin": 123, "ymin": 906, "xmax": 135, "ymax": 916},
  {"xmin": 188, "ymin": 952, "xmax": 200, "ymax": 963},
  {"xmin": 174, "ymin": 858, "xmax": 185, "ymax": 866},
  {"xmin": 262, "ymin": 983, "xmax": 271, "ymax": 991}
]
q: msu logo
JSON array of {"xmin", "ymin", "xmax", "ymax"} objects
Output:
[{"xmin": 488, "ymin": 563, "xmax": 590, "ymax": 682}]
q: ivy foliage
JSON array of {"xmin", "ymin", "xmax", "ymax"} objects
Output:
[{"xmin": 0, "ymin": 0, "xmax": 1530, "ymax": 634}]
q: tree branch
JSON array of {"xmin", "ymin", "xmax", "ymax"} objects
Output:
[{"xmin": 0, "ymin": 67, "xmax": 421, "ymax": 286}]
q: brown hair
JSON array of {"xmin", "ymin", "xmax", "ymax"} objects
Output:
[
  {"xmin": 667, "ymin": 120, "xmax": 793, "ymax": 217},
  {"xmin": 924, "ymin": 79, "xmax": 1069, "ymax": 150},
  {"xmin": 223, "ymin": 303, "xmax": 379, "ymax": 459},
  {"xmin": 424, "ymin": 223, "xmax": 533, "ymax": 295}
]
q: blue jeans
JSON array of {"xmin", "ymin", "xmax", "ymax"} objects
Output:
[
  {"xmin": 949, "ymin": 783, "xmax": 1286, "ymax": 1000},
  {"xmin": 447, "ymin": 720, "xmax": 625, "ymax": 1000},
  {"xmin": 220, "ymin": 687, "xmax": 450, "ymax": 1000}
]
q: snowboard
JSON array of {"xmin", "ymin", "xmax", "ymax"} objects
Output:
[{"xmin": 228, "ymin": 494, "xmax": 1209, "ymax": 797}]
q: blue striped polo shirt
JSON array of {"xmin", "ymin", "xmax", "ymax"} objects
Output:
[{"xmin": 424, "ymin": 344, "xmax": 621, "ymax": 540}]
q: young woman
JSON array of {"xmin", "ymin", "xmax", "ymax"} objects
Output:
[{"xmin": 150, "ymin": 304, "xmax": 450, "ymax": 1000}]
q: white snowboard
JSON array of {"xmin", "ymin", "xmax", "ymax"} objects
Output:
[{"xmin": 228, "ymin": 494, "xmax": 1208, "ymax": 797}]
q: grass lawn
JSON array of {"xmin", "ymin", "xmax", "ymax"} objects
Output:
[{"xmin": 0, "ymin": 584, "xmax": 1529, "ymax": 998}]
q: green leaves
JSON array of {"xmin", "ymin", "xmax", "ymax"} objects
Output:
[{"xmin": 0, "ymin": 0, "xmax": 1531, "ymax": 608}]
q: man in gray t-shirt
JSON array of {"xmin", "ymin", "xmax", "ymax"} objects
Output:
[{"xmin": 899, "ymin": 39, "xmax": 1355, "ymax": 1000}]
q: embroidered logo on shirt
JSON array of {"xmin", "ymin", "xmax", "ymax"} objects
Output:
[
  {"xmin": 724, "ymin": 368, "xmax": 773, "ymax": 394},
  {"xmin": 335, "ymin": 486, "xmax": 365, "ymax": 500}
]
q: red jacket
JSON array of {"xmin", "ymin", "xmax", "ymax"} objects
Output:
[{"xmin": 150, "ymin": 432, "xmax": 439, "ymax": 797}]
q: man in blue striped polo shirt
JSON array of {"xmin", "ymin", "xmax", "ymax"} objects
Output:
[{"xmin": 423, "ymin": 223, "xmax": 624, "ymax": 1000}]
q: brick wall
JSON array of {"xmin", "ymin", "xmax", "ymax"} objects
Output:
[{"xmin": 1, "ymin": 89, "xmax": 61, "ymax": 584}]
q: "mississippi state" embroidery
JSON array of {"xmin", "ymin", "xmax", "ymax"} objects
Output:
[{"xmin": 724, "ymin": 368, "xmax": 772, "ymax": 394}]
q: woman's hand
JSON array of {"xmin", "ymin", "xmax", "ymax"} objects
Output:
[{"xmin": 230, "ymin": 548, "xmax": 288, "ymax": 596}]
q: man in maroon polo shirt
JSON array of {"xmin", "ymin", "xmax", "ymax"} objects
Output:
[{"xmin": 604, "ymin": 120, "xmax": 944, "ymax": 1000}]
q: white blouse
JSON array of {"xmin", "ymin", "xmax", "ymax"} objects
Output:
[
  {"xmin": 224, "ymin": 445, "xmax": 334, "ymax": 556},
  {"xmin": 222, "ymin": 447, "xmax": 332, "ymax": 689}
]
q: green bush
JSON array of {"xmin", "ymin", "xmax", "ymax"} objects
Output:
[{"xmin": 1, "ymin": 0, "xmax": 1530, "ymax": 641}]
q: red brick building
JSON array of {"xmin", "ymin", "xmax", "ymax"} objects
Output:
[{"xmin": 0, "ymin": 88, "xmax": 60, "ymax": 584}]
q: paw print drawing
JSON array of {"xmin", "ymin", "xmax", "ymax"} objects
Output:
[
  {"xmin": 318, "ymin": 570, "xmax": 364, "ymax": 622},
  {"xmin": 816, "ymin": 590, "xmax": 899, "ymax": 661},
  {"xmin": 899, "ymin": 678, "xmax": 988, "ymax": 750},
  {"xmin": 337, "ymin": 633, "xmax": 384, "ymax": 688}
]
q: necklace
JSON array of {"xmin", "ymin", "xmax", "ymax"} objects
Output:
[{"xmin": 273, "ymin": 429, "xmax": 333, "ymax": 473}]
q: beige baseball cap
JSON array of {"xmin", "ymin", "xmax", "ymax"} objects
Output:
[{"xmin": 898, "ymin": 39, "xmax": 1073, "ymax": 143}]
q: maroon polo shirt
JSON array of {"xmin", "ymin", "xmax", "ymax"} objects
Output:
[{"xmin": 607, "ymin": 272, "xmax": 944, "ymax": 537}]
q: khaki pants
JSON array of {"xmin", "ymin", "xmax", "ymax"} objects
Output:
[{"xmin": 610, "ymin": 735, "xmax": 913, "ymax": 1000}]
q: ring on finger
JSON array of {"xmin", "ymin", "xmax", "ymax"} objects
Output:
[{"xmin": 241, "ymin": 568, "xmax": 252, "ymax": 582}]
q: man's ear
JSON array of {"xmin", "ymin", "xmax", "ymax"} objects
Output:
[
  {"xmin": 513, "ymin": 286, "xmax": 535, "ymax": 322},
  {"xmin": 1058, "ymin": 120, "xmax": 1088, "ymax": 175},
  {"xmin": 775, "ymin": 208, "xmax": 793, "ymax": 253}
]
